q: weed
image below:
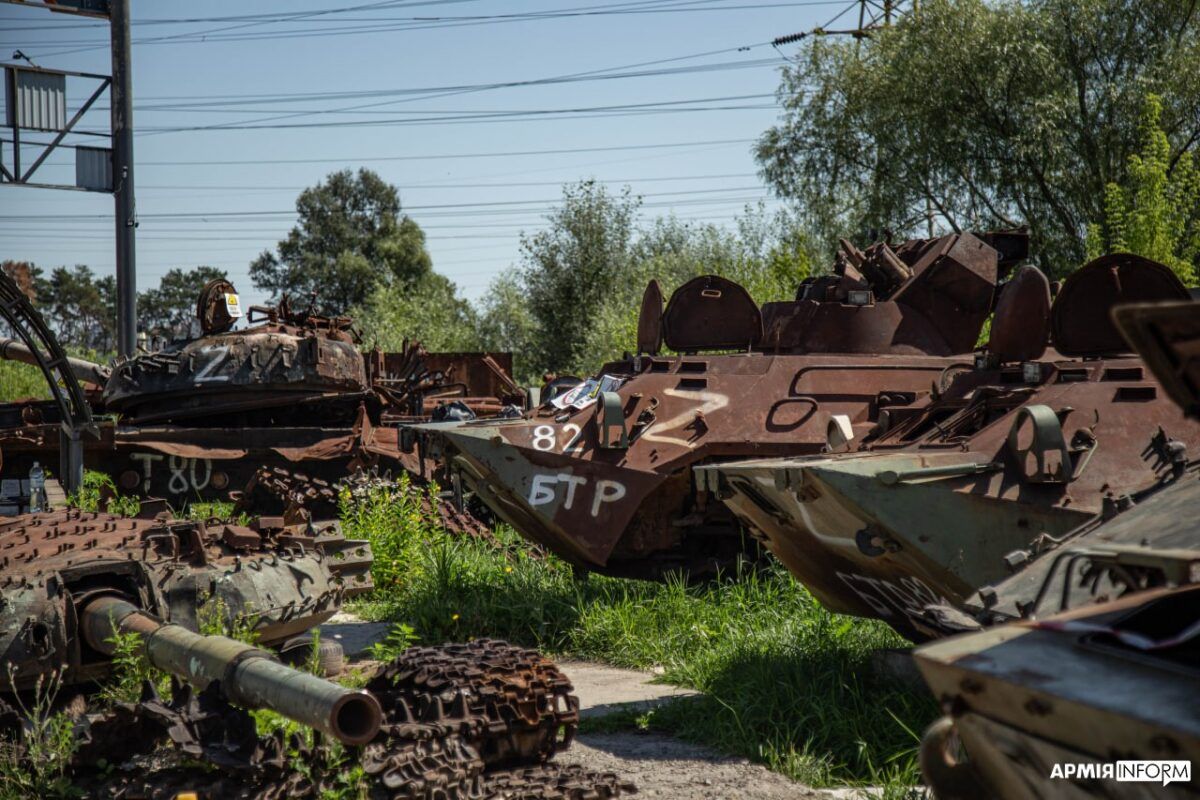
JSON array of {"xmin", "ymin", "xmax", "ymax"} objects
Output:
[
  {"xmin": 98, "ymin": 628, "xmax": 170, "ymax": 706},
  {"xmin": 197, "ymin": 592, "xmax": 261, "ymax": 644},
  {"xmin": 0, "ymin": 668, "xmax": 80, "ymax": 800},
  {"xmin": 68, "ymin": 471, "xmax": 140, "ymax": 517},
  {"xmin": 367, "ymin": 622, "xmax": 418, "ymax": 662}
]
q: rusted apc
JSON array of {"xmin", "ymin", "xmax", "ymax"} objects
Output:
[
  {"xmin": 701, "ymin": 254, "xmax": 1199, "ymax": 639},
  {"xmin": 415, "ymin": 232, "xmax": 1017, "ymax": 579},
  {"xmin": 915, "ymin": 299, "xmax": 1200, "ymax": 799},
  {"xmin": 0, "ymin": 281, "xmax": 524, "ymax": 509}
]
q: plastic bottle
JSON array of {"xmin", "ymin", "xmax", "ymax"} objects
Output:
[{"xmin": 29, "ymin": 461, "xmax": 45, "ymax": 513}]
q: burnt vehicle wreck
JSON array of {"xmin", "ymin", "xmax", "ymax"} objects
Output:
[
  {"xmin": 700, "ymin": 254, "xmax": 1200, "ymax": 639},
  {"xmin": 415, "ymin": 232, "xmax": 1020, "ymax": 579},
  {"xmin": 0, "ymin": 280, "xmax": 525, "ymax": 512},
  {"xmin": 915, "ymin": 298, "xmax": 1200, "ymax": 799}
]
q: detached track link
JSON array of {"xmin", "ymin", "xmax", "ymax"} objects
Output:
[
  {"xmin": 481, "ymin": 763, "xmax": 637, "ymax": 799},
  {"xmin": 366, "ymin": 639, "xmax": 581, "ymax": 770}
]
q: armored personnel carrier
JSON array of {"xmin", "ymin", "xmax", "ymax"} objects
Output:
[
  {"xmin": 700, "ymin": 254, "xmax": 1199, "ymax": 639},
  {"xmin": 0, "ymin": 280, "xmax": 523, "ymax": 510},
  {"xmin": 915, "ymin": 298, "xmax": 1200, "ymax": 799},
  {"xmin": 414, "ymin": 232, "xmax": 1017, "ymax": 579}
]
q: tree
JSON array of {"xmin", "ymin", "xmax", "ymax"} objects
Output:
[
  {"xmin": 757, "ymin": 0, "xmax": 1200, "ymax": 276},
  {"xmin": 250, "ymin": 169, "xmax": 432, "ymax": 312},
  {"xmin": 1087, "ymin": 95, "xmax": 1200, "ymax": 283},
  {"xmin": 517, "ymin": 181, "xmax": 639, "ymax": 373},
  {"xmin": 483, "ymin": 186, "xmax": 816, "ymax": 379},
  {"xmin": 473, "ymin": 269, "xmax": 541, "ymax": 383},
  {"xmin": 139, "ymin": 266, "xmax": 228, "ymax": 336},
  {"xmin": 354, "ymin": 272, "xmax": 480, "ymax": 352},
  {"xmin": 35, "ymin": 265, "xmax": 115, "ymax": 353}
]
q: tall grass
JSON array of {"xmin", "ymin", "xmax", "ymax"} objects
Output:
[{"xmin": 345, "ymin": 482, "xmax": 936, "ymax": 790}]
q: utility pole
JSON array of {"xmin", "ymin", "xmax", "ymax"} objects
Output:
[
  {"xmin": 772, "ymin": 0, "xmax": 910, "ymax": 46},
  {"xmin": 110, "ymin": 0, "xmax": 136, "ymax": 357}
]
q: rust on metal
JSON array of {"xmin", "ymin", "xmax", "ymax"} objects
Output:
[
  {"xmin": 703, "ymin": 258, "xmax": 1200, "ymax": 640},
  {"xmin": 415, "ymin": 232, "xmax": 1012, "ymax": 580}
]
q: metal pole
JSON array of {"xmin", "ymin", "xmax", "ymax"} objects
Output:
[{"xmin": 110, "ymin": 0, "xmax": 136, "ymax": 357}]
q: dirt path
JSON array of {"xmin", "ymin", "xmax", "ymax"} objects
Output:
[{"xmin": 321, "ymin": 615, "xmax": 862, "ymax": 799}]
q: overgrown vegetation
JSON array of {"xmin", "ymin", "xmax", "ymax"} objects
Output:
[
  {"xmin": 345, "ymin": 483, "xmax": 935, "ymax": 790},
  {"xmin": 0, "ymin": 670, "xmax": 79, "ymax": 800},
  {"xmin": 758, "ymin": 0, "xmax": 1200, "ymax": 278}
]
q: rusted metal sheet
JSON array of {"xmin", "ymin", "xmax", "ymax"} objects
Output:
[
  {"xmin": 915, "ymin": 582, "xmax": 1200, "ymax": 799},
  {"xmin": 415, "ymin": 232, "xmax": 1010, "ymax": 580},
  {"xmin": 703, "ymin": 260, "xmax": 1200, "ymax": 640}
]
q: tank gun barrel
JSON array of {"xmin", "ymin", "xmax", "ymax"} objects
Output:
[
  {"xmin": 80, "ymin": 596, "xmax": 382, "ymax": 745},
  {"xmin": 0, "ymin": 336, "xmax": 110, "ymax": 387}
]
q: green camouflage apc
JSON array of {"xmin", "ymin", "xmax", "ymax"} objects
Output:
[
  {"xmin": 915, "ymin": 299, "xmax": 1200, "ymax": 799},
  {"xmin": 413, "ymin": 232, "xmax": 1023, "ymax": 579},
  {"xmin": 699, "ymin": 254, "xmax": 1199, "ymax": 639}
]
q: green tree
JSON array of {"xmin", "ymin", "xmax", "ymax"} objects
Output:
[
  {"xmin": 250, "ymin": 169, "xmax": 432, "ymax": 312},
  {"xmin": 35, "ymin": 265, "xmax": 115, "ymax": 353},
  {"xmin": 518, "ymin": 181, "xmax": 639, "ymax": 373},
  {"xmin": 1086, "ymin": 95, "xmax": 1200, "ymax": 282},
  {"xmin": 355, "ymin": 272, "xmax": 480, "ymax": 352},
  {"xmin": 757, "ymin": 0, "xmax": 1200, "ymax": 275},
  {"xmin": 474, "ymin": 269, "xmax": 541, "ymax": 383},
  {"xmin": 138, "ymin": 266, "xmax": 228, "ymax": 336}
]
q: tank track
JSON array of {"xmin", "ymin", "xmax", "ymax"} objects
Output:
[{"xmin": 364, "ymin": 638, "xmax": 580, "ymax": 769}]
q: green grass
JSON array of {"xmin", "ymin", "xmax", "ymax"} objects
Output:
[{"xmin": 346, "ymin": 481, "xmax": 936, "ymax": 792}]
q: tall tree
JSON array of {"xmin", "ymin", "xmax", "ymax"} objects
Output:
[
  {"xmin": 757, "ymin": 0, "xmax": 1200, "ymax": 276},
  {"xmin": 139, "ymin": 266, "xmax": 228, "ymax": 336},
  {"xmin": 518, "ymin": 181, "xmax": 639, "ymax": 373},
  {"xmin": 250, "ymin": 168, "xmax": 432, "ymax": 312}
]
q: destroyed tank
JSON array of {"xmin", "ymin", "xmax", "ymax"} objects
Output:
[
  {"xmin": 0, "ymin": 508, "xmax": 632, "ymax": 798},
  {"xmin": 700, "ymin": 254, "xmax": 1200, "ymax": 639},
  {"xmin": 0, "ymin": 280, "xmax": 524, "ymax": 510},
  {"xmin": 414, "ymin": 232, "xmax": 1018, "ymax": 579},
  {"xmin": 915, "ymin": 298, "xmax": 1200, "ymax": 799}
]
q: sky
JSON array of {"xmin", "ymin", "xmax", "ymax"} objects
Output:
[{"xmin": 0, "ymin": 0, "xmax": 854, "ymax": 312}]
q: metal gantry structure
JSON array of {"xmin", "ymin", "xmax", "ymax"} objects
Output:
[{"xmin": 1, "ymin": 0, "xmax": 137, "ymax": 358}]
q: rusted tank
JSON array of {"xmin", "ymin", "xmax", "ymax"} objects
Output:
[
  {"xmin": 414, "ymin": 232, "xmax": 1015, "ymax": 579},
  {"xmin": 0, "ymin": 283, "xmax": 524, "ymax": 510},
  {"xmin": 0, "ymin": 506, "xmax": 374, "ymax": 692},
  {"xmin": 701, "ymin": 255, "xmax": 1199, "ymax": 639}
]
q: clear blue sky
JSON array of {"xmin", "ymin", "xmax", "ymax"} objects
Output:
[{"xmin": 0, "ymin": 0, "xmax": 846, "ymax": 311}]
